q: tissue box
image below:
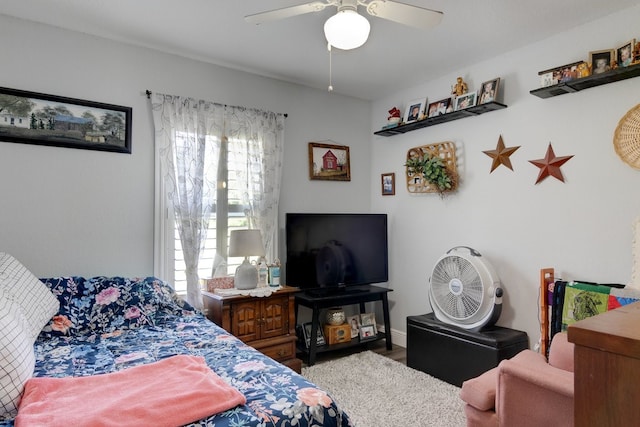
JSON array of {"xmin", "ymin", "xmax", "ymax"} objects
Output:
[{"xmin": 205, "ymin": 277, "xmax": 234, "ymax": 292}]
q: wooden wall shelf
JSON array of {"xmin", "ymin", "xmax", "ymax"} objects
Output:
[
  {"xmin": 530, "ymin": 63, "xmax": 640, "ymax": 99},
  {"xmin": 374, "ymin": 101, "xmax": 507, "ymax": 137}
]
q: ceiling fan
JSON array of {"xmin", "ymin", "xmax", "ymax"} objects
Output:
[{"xmin": 245, "ymin": 0, "xmax": 443, "ymax": 50}]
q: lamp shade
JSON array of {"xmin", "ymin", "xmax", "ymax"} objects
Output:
[
  {"xmin": 229, "ymin": 229, "xmax": 265, "ymax": 290},
  {"xmin": 324, "ymin": 9, "xmax": 370, "ymax": 50},
  {"xmin": 229, "ymin": 229, "xmax": 265, "ymax": 258}
]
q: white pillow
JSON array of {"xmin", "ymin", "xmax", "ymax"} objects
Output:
[
  {"xmin": 0, "ymin": 290, "xmax": 36, "ymax": 419},
  {"xmin": 0, "ymin": 253, "xmax": 59, "ymax": 339}
]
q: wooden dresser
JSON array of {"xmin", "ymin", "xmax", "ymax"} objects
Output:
[
  {"xmin": 568, "ymin": 301, "xmax": 640, "ymax": 425},
  {"xmin": 202, "ymin": 287, "xmax": 302, "ymax": 373}
]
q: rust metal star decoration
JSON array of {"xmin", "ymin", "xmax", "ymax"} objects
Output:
[
  {"xmin": 529, "ymin": 143, "xmax": 574, "ymax": 184},
  {"xmin": 482, "ymin": 135, "xmax": 520, "ymax": 172}
]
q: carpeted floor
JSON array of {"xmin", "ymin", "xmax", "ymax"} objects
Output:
[{"xmin": 302, "ymin": 350, "xmax": 466, "ymax": 427}]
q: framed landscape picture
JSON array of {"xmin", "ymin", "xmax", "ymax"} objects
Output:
[{"xmin": 0, "ymin": 86, "xmax": 132, "ymax": 153}]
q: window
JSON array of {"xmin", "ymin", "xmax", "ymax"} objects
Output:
[
  {"xmin": 168, "ymin": 134, "xmax": 255, "ymax": 293},
  {"xmin": 152, "ymin": 93, "xmax": 284, "ymax": 307}
]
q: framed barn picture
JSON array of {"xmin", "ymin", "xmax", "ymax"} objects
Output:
[{"xmin": 308, "ymin": 141, "xmax": 351, "ymax": 181}]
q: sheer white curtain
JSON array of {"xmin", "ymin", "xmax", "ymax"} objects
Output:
[
  {"xmin": 150, "ymin": 93, "xmax": 284, "ymax": 309},
  {"xmin": 225, "ymin": 107, "xmax": 285, "ymax": 262}
]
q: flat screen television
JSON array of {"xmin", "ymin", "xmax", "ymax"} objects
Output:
[{"xmin": 285, "ymin": 213, "xmax": 388, "ymax": 293}]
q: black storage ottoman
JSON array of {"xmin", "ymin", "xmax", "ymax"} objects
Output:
[{"xmin": 407, "ymin": 313, "xmax": 529, "ymax": 387}]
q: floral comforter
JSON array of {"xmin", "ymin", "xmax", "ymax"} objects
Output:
[{"xmin": 1, "ymin": 276, "xmax": 351, "ymax": 427}]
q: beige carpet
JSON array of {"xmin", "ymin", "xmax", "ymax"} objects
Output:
[{"xmin": 302, "ymin": 350, "xmax": 466, "ymax": 427}]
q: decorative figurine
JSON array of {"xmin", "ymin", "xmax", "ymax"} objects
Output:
[
  {"xmin": 387, "ymin": 107, "xmax": 402, "ymax": 125},
  {"xmin": 451, "ymin": 77, "xmax": 468, "ymax": 97},
  {"xmin": 576, "ymin": 62, "xmax": 590, "ymax": 78}
]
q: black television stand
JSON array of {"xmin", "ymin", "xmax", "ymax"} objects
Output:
[
  {"xmin": 305, "ymin": 285, "xmax": 368, "ymax": 298},
  {"xmin": 294, "ymin": 284, "xmax": 393, "ymax": 366}
]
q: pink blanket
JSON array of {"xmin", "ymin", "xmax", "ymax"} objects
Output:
[{"xmin": 15, "ymin": 355, "xmax": 246, "ymax": 427}]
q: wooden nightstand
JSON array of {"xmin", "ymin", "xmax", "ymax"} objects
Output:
[{"xmin": 202, "ymin": 287, "xmax": 302, "ymax": 373}]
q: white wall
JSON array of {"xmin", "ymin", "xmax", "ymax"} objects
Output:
[
  {"xmin": 371, "ymin": 5, "xmax": 640, "ymax": 347},
  {"xmin": 0, "ymin": 15, "xmax": 371, "ymax": 278}
]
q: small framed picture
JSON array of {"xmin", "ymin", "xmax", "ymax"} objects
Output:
[
  {"xmin": 538, "ymin": 69, "xmax": 555, "ymax": 87},
  {"xmin": 347, "ymin": 315, "xmax": 360, "ymax": 339},
  {"xmin": 617, "ymin": 39, "xmax": 635, "ymax": 67},
  {"xmin": 404, "ymin": 98, "xmax": 426, "ymax": 123},
  {"xmin": 381, "ymin": 172, "xmax": 395, "ymax": 196},
  {"xmin": 360, "ymin": 312, "xmax": 377, "ymax": 335},
  {"xmin": 427, "ymin": 98, "xmax": 451, "ymax": 118},
  {"xmin": 359, "ymin": 324, "xmax": 377, "ymax": 341},
  {"xmin": 479, "ymin": 78, "xmax": 500, "ymax": 104},
  {"xmin": 537, "ymin": 61, "xmax": 587, "ymax": 87},
  {"xmin": 302, "ymin": 322, "xmax": 325, "ymax": 348},
  {"xmin": 590, "ymin": 49, "xmax": 614, "ymax": 74},
  {"xmin": 454, "ymin": 91, "xmax": 477, "ymax": 111}
]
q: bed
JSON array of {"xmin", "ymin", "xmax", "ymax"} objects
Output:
[{"xmin": 0, "ymin": 253, "xmax": 351, "ymax": 426}]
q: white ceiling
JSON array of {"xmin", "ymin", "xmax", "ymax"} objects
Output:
[{"xmin": 2, "ymin": 0, "xmax": 639, "ymax": 100}]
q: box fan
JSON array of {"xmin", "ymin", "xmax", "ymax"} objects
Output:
[{"xmin": 429, "ymin": 246, "xmax": 503, "ymax": 330}]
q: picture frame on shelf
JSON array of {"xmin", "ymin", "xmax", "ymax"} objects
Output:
[
  {"xmin": 538, "ymin": 68, "xmax": 556, "ymax": 87},
  {"xmin": 347, "ymin": 315, "xmax": 360, "ymax": 339},
  {"xmin": 590, "ymin": 49, "xmax": 614, "ymax": 74},
  {"xmin": 479, "ymin": 78, "xmax": 500, "ymax": 104},
  {"xmin": 617, "ymin": 39, "xmax": 635, "ymax": 67},
  {"xmin": 308, "ymin": 141, "xmax": 351, "ymax": 181},
  {"xmin": 537, "ymin": 61, "xmax": 589, "ymax": 87},
  {"xmin": 359, "ymin": 324, "xmax": 377, "ymax": 341},
  {"xmin": 381, "ymin": 172, "xmax": 395, "ymax": 196},
  {"xmin": 454, "ymin": 91, "xmax": 477, "ymax": 111},
  {"xmin": 427, "ymin": 98, "xmax": 451, "ymax": 117},
  {"xmin": 360, "ymin": 312, "xmax": 377, "ymax": 335},
  {"xmin": 404, "ymin": 98, "xmax": 426, "ymax": 123},
  {"xmin": 0, "ymin": 86, "xmax": 132, "ymax": 154},
  {"xmin": 301, "ymin": 322, "xmax": 326, "ymax": 348}
]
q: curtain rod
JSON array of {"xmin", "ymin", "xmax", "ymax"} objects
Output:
[{"xmin": 145, "ymin": 90, "xmax": 287, "ymax": 118}]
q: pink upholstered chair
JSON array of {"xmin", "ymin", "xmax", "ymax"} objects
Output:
[{"xmin": 459, "ymin": 332, "xmax": 574, "ymax": 427}]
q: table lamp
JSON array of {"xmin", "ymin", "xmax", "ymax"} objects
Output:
[{"xmin": 229, "ymin": 229, "xmax": 265, "ymax": 290}]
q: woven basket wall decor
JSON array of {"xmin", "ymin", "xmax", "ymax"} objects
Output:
[
  {"xmin": 614, "ymin": 103, "xmax": 640, "ymax": 170},
  {"xmin": 406, "ymin": 141, "xmax": 458, "ymax": 193}
]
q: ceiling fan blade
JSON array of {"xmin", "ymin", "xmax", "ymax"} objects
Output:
[
  {"xmin": 366, "ymin": 0, "xmax": 443, "ymax": 30},
  {"xmin": 245, "ymin": 1, "xmax": 331, "ymax": 25}
]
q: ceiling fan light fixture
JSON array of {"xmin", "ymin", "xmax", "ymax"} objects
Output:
[{"xmin": 324, "ymin": 9, "xmax": 370, "ymax": 50}]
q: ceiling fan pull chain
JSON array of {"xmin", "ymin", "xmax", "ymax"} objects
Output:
[{"xmin": 328, "ymin": 43, "xmax": 334, "ymax": 92}]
